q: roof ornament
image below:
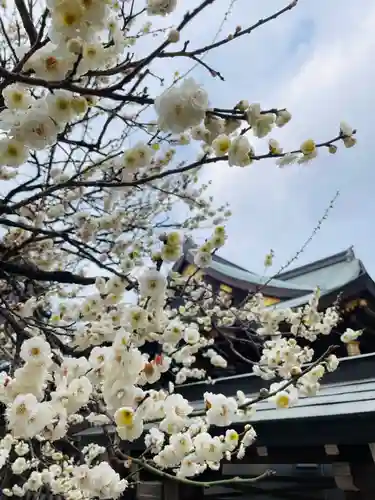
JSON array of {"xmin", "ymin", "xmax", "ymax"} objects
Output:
[
  {"xmin": 346, "ymin": 246, "xmax": 355, "ymax": 261},
  {"xmin": 183, "ymin": 236, "xmax": 197, "ymax": 252}
]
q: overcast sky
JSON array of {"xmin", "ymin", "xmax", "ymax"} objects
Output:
[{"xmin": 160, "ymin": 0, "xmax": 375, "ymax": 277}]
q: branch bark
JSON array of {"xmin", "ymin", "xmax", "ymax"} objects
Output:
[
  {"xmin": 122, "ymin": 452, "xmax": 274, "ymax": 488},
  {"xmin": 15, "ymin": 0, "xmax": 37, "ymax": 45},
  {"xmin": 1, "ymin": 260, "xmax": 97, "ymax": 286}
]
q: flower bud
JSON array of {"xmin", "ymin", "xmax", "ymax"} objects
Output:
[
  {"xmin": 168, "ymin": 29, "xmax": 180, "ymax": 43},
  {"xmin": 276, "ymin": 109, "xmax": 292, "ymax": 127},
  {"xmin": 235, "ymin": 100, "xmax": 249, "ymax": 112},
  {"xmin": 300, "ymin": 139, "xmax": 316, "ymax": 156},
  {"xmin": 67, "ymin": 38, "xmax": 82, "ymax": 55},
  {"xmin": 290, "ymin": 366, "xmax": 302, "ymax": 377},
  {"xmin": 151, "ymin": 252, "xmax": 162, "ymax": 262},
  {"xmin": 343, "ymin": 136, "xmax": 357, "ymax": 148},
  {"xmin": 259, "ymin": 388, "xmax": 269, "ymax": 399}
]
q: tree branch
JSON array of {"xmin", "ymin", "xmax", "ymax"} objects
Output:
[
  {"xmin": 122, "ymin": 452, "xmax": 274, "ymax": 487},
  {"xmin": 15, "ymin": 0, "xmax": 37, "ymax": 45},
  {"xmin": 1, "ymin": 261, "xmax": 97, "ymax": 286},
  {"xmin": 160, "ymin": 0, "xmax": 298, "ymax": 59}
]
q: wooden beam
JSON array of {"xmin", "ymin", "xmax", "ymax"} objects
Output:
[
  {"xmin": 325, "ymin": 444, "xmax": 340, "ymax": 456},
  {"xmin": 137, "ymin": 481, "xmax": 163, "ymax": 500},
  {"xmin": 350, "ymin": 463, "xmax": 375, "ymax": 494},
  {"xmin": 204, "ymin": 480, "xmax": 337, "ymax": 500},
  {"xmin": 368, "ymin": 443, "xmax": 375, "ymax": 463},
  {"xmin": 180, "ymin": 484, "xmax": 204, "ymax": 500},
  {"xmin": 257, "ymin": 446, "xmax": 268, "ymax": 457},
  {"xmin": 164, "ymin": 480, "xmax": 179, "ymax": 500},
  {"xmin": 267, "ymin": 445, "xmax": 329, "ymax": 464},
  {"xmin": 222, "ymin": 463, "xmax": 268, "ymax": 476},
  {"xmin": 343, "ymin": 494, "xmax": 361, "ymax": 500},
  {"xmin": 332, "ymin": 463, "xmax": 359, "ymax": 492}
]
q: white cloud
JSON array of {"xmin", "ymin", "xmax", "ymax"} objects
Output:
[{"xmin": 198, "ymin": 0, "xmax": 375, "ymax": 275}]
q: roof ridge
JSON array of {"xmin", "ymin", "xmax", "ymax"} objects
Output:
[
  {"xmin": 276, "ymin": 247, "xmax": 357, "ymax": 280},
  {"xmin": 211, "ymin": 254, "xmax": 252, "ymax": 273}
]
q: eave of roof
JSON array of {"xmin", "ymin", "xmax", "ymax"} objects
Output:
[
  {"xmin": 269, "ymin": 272, "xmax": 375, "ymax": 311},
  {"xmin": 183, "ymin": 250, "xmax": 314, "ymax": 298},
  {"xmin": 190, "ymin": 377, "xmax": 375, "ymax": 424},
  {"xmin": 74, "ymin": 354, "xmax": 375, "ymax": 441}
]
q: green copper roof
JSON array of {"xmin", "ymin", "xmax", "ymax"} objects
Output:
[
  {"xmin": 207, "ymin": 256, "xmax": 314, "ymax": 292},
  {"xmin": 276, "ymin": 249, "xmax": 362, "ymax": 290},
  {"xmin": 179, "ymin": 240, "xmax": 368, "ymax": 301}
]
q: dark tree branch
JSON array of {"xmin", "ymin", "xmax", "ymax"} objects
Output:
[
  {"xmin": 160, "ymin": 0, "xmax": 299, "ymax": 59},
  {"xmin": 15, "ymin": 0, "xmax": 38, "ymax": 45},
  {"xmin": 1, "ymin": 261, "xmax": 97, "ymax": 285}
]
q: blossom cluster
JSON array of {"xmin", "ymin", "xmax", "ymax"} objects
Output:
[
  {"xmin": 0, "ymin": 15, "xmax": 355, "ymax": 179},
  {"xmin": 0, "ymin": 433, "xmax": 127, "ymax": 499},
  {"xmin": 0, "ymin": 85, "xmax": 90, "ymax": 169},
  {"xmin": 0, "ymin": 234, "xmax": 356, "ymax": 498},
  {"xmin": 154, "ymin": 84, "xmax": 356, "ymax": 168}
]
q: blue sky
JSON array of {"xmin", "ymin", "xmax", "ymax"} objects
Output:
[{"xmin": 157, "ymin": 0, "xmax": 375, "ymax": 277}]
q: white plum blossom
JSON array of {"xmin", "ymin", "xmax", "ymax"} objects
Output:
[
  {"xmin": 26, "ymin": 47, "xmax": 74, "ymax": 80},
  {"xmin": 212, "ymin": 134, "xmax": 231, "ymax": 156},
  {"xmin": 228, "ymin": 136, "xmax": 253, "ymax": 167},
  {"xmin": 46, "ymin": 90, "xmax": 75, "ymax": 124},
  {"xmin": 205, "ymin": 393, "xmax": 238, "ymax": 426},
  {"xmin": 340, "ymin": 328, "xmax": 362, "ymax": 343},
  {"xmin": 20, "ymin": 337, "xmax": 52, "ymax": 366},
  {"xmin": 2, "ymin": 84, "xmax": 33, "ymax": 110},
  {"xmin": 138, "ymin": 268, "xmax": 166, "ymax": 298},
  {"xmin": 194, "ymin": 250, "xmax": 213, "ymax": 268},
  {"xmin": 145, "ymin": 428, "xmax": 165, "ymax": 453},
  {"xmin": 276, "ymin": 109, "xmax": 292, "ymax": 127},
  {"xmin": 184, "ymin": 327, "xmax": 200, "ymax": 344},
  {"xmin": 15, "ymin": 108, "xmax": 59, "ymax": 150},
  {"xmin": 269, "ymin": 383, "xmax": 299, "ymax": 409},
  {"xmin": 194, "ymin": 432, "xmax": 223, "ymax": 463},
  {"xmin": 224, "ymin": 429, "xmax": 239, "ymax": 451},
  {"xmin": 326, "ymin": 354, "xmax": 339, "ymax": 372},
  {"xmin": 155, "ymin": 78, "xmax": 209, "ymax": 132},
  {"xmin": 114, "ymin": 407, "xmax": 144, "ymax": 442},
  {"xmin": 253, "ymin": 113, "xmax": 275, "ymax": 138},
  {"xmin": 210, "ymin": 354, "xmax": 227, "ymax": 368},
  {"xmin": 0, "ymin": 139, "xmax": 29, "ymax": 167},
  {"xmin": 242, "ymin": 426, "xmax": 257, "ymax": 447},
  {"xmin": 147, "ymin": 0, "xmax": 177, "ymax": 16}
]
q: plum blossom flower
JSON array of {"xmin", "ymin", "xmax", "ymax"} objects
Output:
[
  {"xmin": 155, "ymin": 78, "xmax": 208, "ymax": 133},
  {"xmin": 147, "ymin": 0, "xmax": 177, "ymax": 16},
  {"xmin": 228, "ymin": 136, "xmax": 253, "ymax": 167},
  {"xmin": 138, "ymin": 269, "xmax": 166, "ymax": 298}
]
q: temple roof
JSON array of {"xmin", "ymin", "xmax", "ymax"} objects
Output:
[
  {"xmin": 176, "ymin": 240, "xmax": 374, "ymax": 307},
  {"xmin": 190, "ymin": 377, "xmax": 375, "ymax": 423},
  {"xmin": 275, "ymin": 247, "xmax": 363, "ymax": 289},
  {"xmin": 176, "ymin": 351, "xmax": 375, "ymax": 401},
  {"xmin": 203, "ymin": 255, "xmax": 313, "ymax": 293},
  {"xmin": 270, "ymin": 248, "xmax": 372, "ymax": 310},
  {"xmin": 76, "ymin": 376, "xmax": 375, "ymax": 441},
  {"xmin": 177, "ymin": 239, "xmax": 313, "ymax": 298}
]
